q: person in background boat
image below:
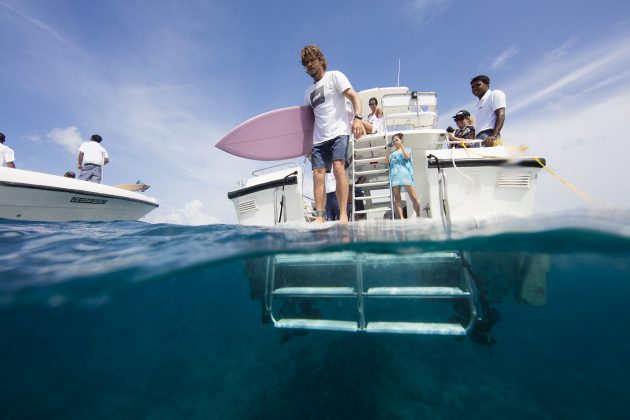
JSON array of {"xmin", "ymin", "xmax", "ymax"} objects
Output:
[
  {"xmin": 471, "ymin": 75, "xmax": 505, "ymax": 147},
  {"xmin": 0, "ymin": 132, "xmax": 16, "ymax": 168},
  {"xmin": 385, "ymin": 133, "xmax": 420, "ymax": 219},
  {"xmin": 325, "ymin": 172, "xmax": 340, "ymax": 221},
  {"xmin": 301, "ymin": 44, "xmax": 365, "ymax": 224},
  {"xmin": 64, "ymin": 171, "xmax": 76, "ymax": 178},
  {"xmin": 361, "ymin": 97, "xmax": 384, "ymax": 134},
  {"xmin": 77, "ymin": 134, "xmax": 109, "ymax": 183},
  {"xmin": 446, "ymin": 110, "xmax": 476, "ymax": 148}
]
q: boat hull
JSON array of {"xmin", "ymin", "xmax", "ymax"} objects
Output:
[{"xmin": 0, "ymin": 168, "xmax": 158, "ymax": 222}]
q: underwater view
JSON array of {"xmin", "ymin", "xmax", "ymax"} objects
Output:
[{"xmin": 1, "ymin": 211, "xmax": 630, "ymax": 419}]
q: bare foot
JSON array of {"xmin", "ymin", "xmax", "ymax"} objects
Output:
[
  {"xmin": 338, "ymin": 215, "xmax": 349, "ymax": 225},
  {"xmin": 315, "ymin": 217, "xmax": 326, "ymax": 224}
]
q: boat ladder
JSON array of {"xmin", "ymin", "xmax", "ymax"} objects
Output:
[
  {"xmin": 264, "ymin": 251, "xmax": 479, "ymax": 335},
  {"xmin": 351, "ymin": 133, "xmax": 394, "ymax": 221}
]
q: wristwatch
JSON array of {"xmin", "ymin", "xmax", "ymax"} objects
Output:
[{"xmin": 353, "ymin": 114, "xmax": 362, "ymax": 120}]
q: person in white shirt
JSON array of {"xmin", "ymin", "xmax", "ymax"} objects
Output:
[
  {"xmin": 324, "ymin": 172, "xmax": 340, "ymax": 221},
  {"xmin": 0, "ymin": 132, "xmax": 16, "ymax": 168},
  {"xmin": 362, "ymin": 97, "xmax": 384, "ymax": 134},
  {"xmin": 302, "ymin": 44, "xmax": 365, "ymax": 224},
  {"xmin": 471, "ymin": 75, "xmax": 506, "ymax": 147},
  {"xmin": 77, "ymin": 134, "xmax": 109, "ymax": 183}
]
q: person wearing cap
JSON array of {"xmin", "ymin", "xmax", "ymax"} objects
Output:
[
  {"xmin": 0, "ymin": 132, "xmax": 16, "ymax": 168},
  {"xmin": 471, "ymin": 75, "xmax": 505, "ymax": 147},
  {"xmin": 447, "ymin": 110, "xmax": 476, "ymax": 148},
  {"xmin": 77, "ymin": 134, "xmax": 109, "ymax": 183}
]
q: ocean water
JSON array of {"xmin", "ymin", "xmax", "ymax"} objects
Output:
[{"xmin": 1, "ymin": 211, "xmax": 630, "ymax": 419}]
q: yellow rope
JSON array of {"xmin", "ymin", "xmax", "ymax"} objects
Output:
[{"xmin": 456, "ymin": 139, "xmax": 595, "ymax": 203}]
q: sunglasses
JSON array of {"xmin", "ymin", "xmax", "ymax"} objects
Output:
[
  {"xmin": 454, "ymin": 117, "xmax": 465, "ymax": 121},
  {"xmin": 369, "ymin": 102, "xmax": 377, "ymax": 106}
]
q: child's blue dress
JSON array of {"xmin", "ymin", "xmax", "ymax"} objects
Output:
[{"xmin": 389, "ymin": 147, "xmax": 415, "ymax": 188}]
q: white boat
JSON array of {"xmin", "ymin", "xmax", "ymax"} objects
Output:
[
  {"xmin": 227, "ymin": 87, "xmax": 544, "ymax": 228},
  {"xmin": 0, "ymin": 167, "xmax": 159, "ymax": 222},
  {"xmin": 224, "ymin": 87, "xmax": 548, "ymax": 340}
]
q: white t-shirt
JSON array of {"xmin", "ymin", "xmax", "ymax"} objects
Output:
[
  {"xmin": 0, "ymin": 143, "xmax": 15, "ymax": 166},
  {"xmin": 475, "ymin": 89, "xmax": 506, "ymax": 133},
  {"xmin": 304, "ymin": 70, "xmax": 352, "ymax": 144},
  {"xmin": 325, "ymin": 172, "xmax": 336, "ymax": 193},
  {"xmin": 79, "ymin": 141, "xmax": 109, "ymax": 166},
  {"xmin": 368, "ymin": 113, "xmax": 384, "ymax": 134}
]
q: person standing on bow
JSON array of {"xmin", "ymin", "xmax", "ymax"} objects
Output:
[
  {"xmin": 302, "ymin": 44, "xmax": 365, "ymax": 224},
  {"xmin": 77, "ymin": 134, "xmax": 109, "ymax": 183},
  {"xmin": 0, "ymin": 132, "xmax": 16, "ymax": 168},
  {"xmin": 471, "ymin": 75, "xmax": 505, "ymax": 147},
  {"xmin": 385, "ymin": 133, "xmax": 420, "ymax": 219}
]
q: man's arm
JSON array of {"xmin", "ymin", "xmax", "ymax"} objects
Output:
[
  {"xmin": 78, "ymin": 151, "xmax": 84, "ymax": 170},
  {"xmin": 492, "ymin": 108, "xmax": 505, "ymax": 137},
  {"xmin": 343, "ymin": 88, "xmax": 366, "ymax": 139},
  {"xmin": 482, "ymin": 107, "xmax": 505, "ymax": 147}
]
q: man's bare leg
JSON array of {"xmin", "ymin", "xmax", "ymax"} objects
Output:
[
  {"xmin": 333, "ymin": 160, "xmax": 349, "ymax": 224},
  {"xmin": 313, "ymin": 168, "xmax": 326, "ymax": 223}
]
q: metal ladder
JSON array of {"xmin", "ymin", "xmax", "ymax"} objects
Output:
[
  {"xmin": 264, "ymin": 251, "xmax": 479, "ymax": 335},
  {"xmin": 351, "ymin": 134, "xmax": 394, "ymax": 221}
]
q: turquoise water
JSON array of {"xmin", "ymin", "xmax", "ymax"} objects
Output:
[{"xmin": 1, "ymin": 212, "xmax": 630, "ymax": 419}]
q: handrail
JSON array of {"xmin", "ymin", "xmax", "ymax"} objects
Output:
[{"xmin": 252, "ymin": 161, "xmax": 300, "ymax": 177}]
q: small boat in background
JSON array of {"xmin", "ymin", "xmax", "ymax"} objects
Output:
[{"xmin": 0, "ymin": 167, "xmax": 158, "ymax": 222}]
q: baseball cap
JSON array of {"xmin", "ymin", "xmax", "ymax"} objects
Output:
[{"xmin": 452, "ymin": 110, "xmax": 470, "ymax": 119}]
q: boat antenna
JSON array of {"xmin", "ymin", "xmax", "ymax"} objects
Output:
[{"xmin": 397, "ymin": 58, "xmax": 401, "ymax": 87}]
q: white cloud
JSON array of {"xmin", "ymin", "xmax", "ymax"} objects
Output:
[
  {"xmin": 404, "ymin": 0, "xmax": 451, "ymax": 24},
  {"xmin": 46, "ymin": 126, "xmax": 84, "ymax": 155},
  {"xmin": 145, "ymin": 199, "xmax": 220, "ymax": 225},
  {"xmin": 490, "ymin": 45, "xmax": 520, "ymax": 71},
  {"xmin": 508, "ymin": 38, "xmax": 630, "ymax": 114},
  {"xmin": 507, "ymin": 88, "xmax": 630, "ymax": 211},
  {"xmin": 542, "ymin": 36, "xmax": 578, "ymax": 65},
  {"xmin": 0, "ymin": 1, "xmax": 85, "ymax": 56}
]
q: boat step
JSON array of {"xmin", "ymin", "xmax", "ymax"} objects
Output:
[
  {"xmin": 366, "ymin": 322, "xmax": 466, "ymax": 335},
  {"xmin": 354, "ymin": 206, "xmax": 391, "ymax": 214},
  {"xmin": 274, "ymin": 252, "xmax": 357, "ymax": 266},
  {"xmin": 275, "ymin": 319, "xmax": 358, "ymax": 332},
  {"xmin": 357, "ymin": 181, "xmax": 389, "ymax": 188},
  {"xmin": 354, "ymin": 156, "xmax": 386, "ymax": 164},
  {"xmin": 353, "ymin": 145, "xmax": 387, "ymax": 153},
  {"xmin": 273, "ymin": 287, "xmax": 356, "ymax": 297},
  {"xmin": 367, "ymin": 286, "xmax": 469, "ymax": 297},
  {"xmin": 354, "ymin": 194, "xmax": 390, "ymax": 201},
  {"xmin": 355, "ymin": 168, "xmax": 388, "ymax": 176}
]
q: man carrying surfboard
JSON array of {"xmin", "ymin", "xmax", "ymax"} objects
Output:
[{"xmin": 301, "ymin": 44, "xmax": 365, "ymax": 224}]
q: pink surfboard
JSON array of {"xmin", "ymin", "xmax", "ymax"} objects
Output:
[{"xmin": 216, "ymin": 106, "xmax": 314, "ymax": 161}]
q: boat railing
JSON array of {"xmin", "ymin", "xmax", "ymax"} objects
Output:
[
  {"xmin": 443, "ymin": 139, "xmax": 484, "ymax": 147},
  {"xmin": 251, "ymin": 161, "xmax": 301, "ymax": 177},
  {"xmin": 381, "ymin": 91, "xmax": 438, "ymax": 130}
]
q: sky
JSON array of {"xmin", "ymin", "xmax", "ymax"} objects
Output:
[{"xmin": 1, "ymin": 0, "xmax": 630, "ymax": 224}]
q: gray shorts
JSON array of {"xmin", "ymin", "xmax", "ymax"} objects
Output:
[{"xmin": 79, "ymin": 164, "xmax": 103, "ymax": 183}]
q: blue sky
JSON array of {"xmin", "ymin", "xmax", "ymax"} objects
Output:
[{"xmin": 1, "ymin": 0, "xmax": 630, "ymax": 224}]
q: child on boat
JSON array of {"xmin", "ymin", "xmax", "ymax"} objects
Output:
[{"xmin": 385, "ymin": 133, "xmax": 420, "ymax": 219}]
